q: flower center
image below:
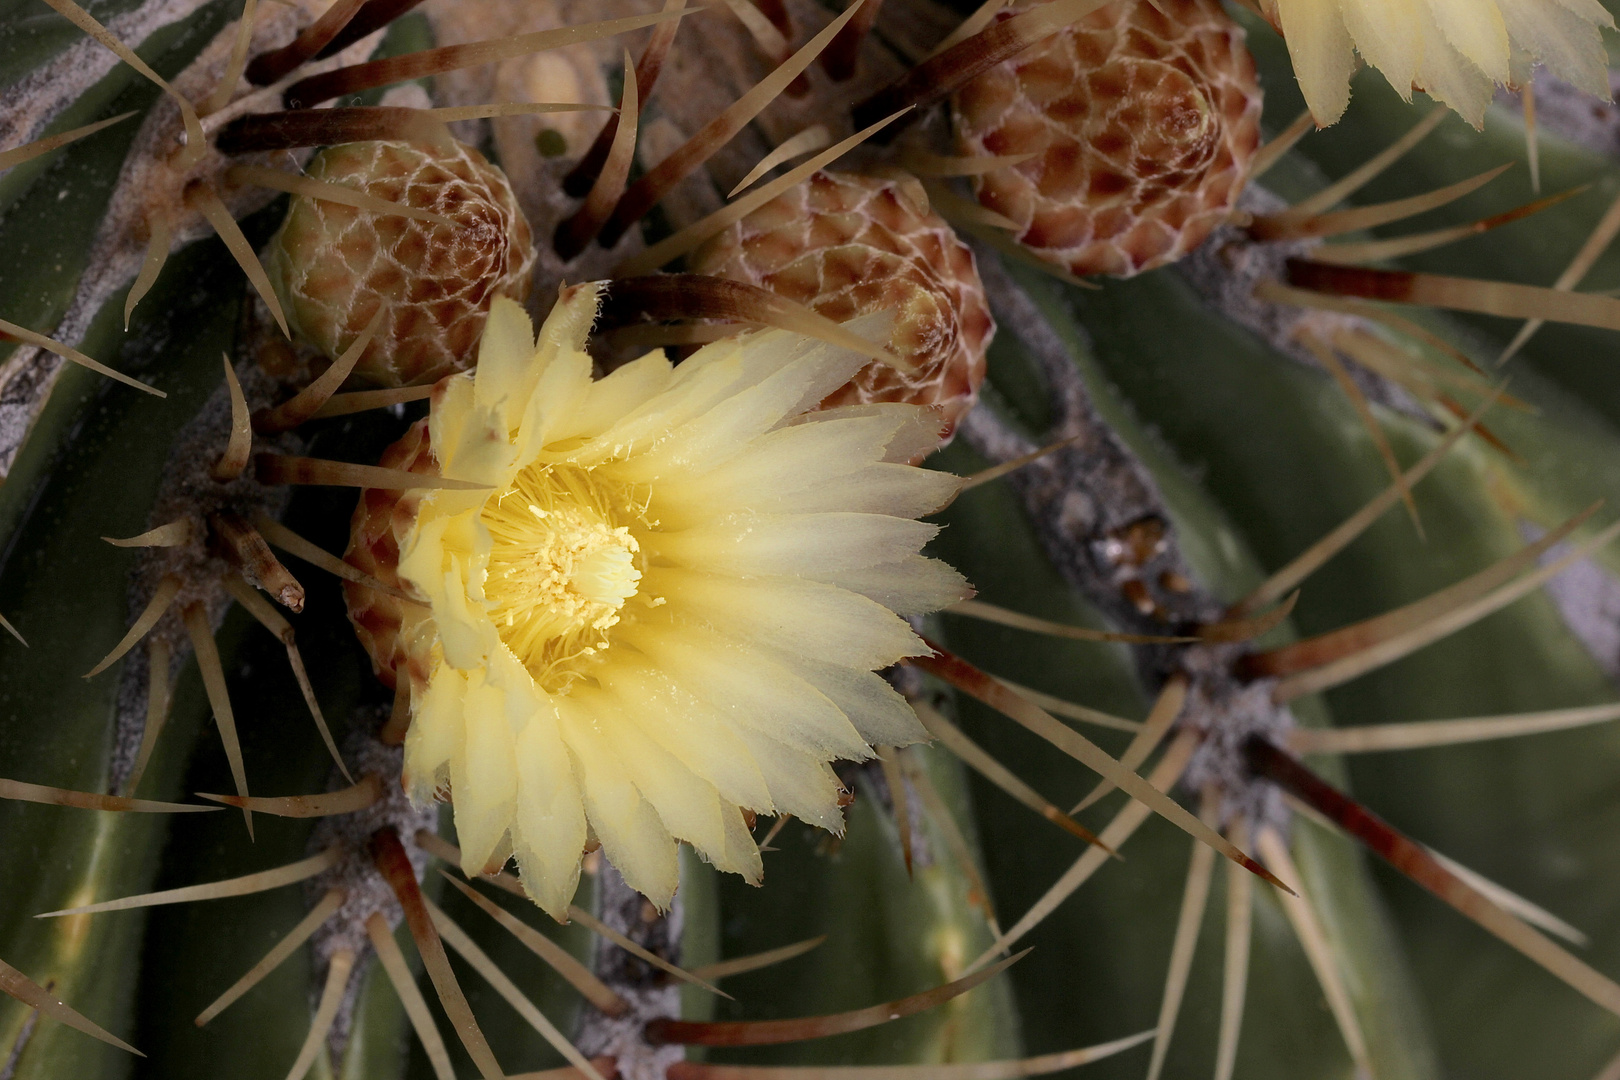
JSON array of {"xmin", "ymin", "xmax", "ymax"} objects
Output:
[{"xmin": 481, "ymin": 463, "xmax": 642, "ymax": 689}]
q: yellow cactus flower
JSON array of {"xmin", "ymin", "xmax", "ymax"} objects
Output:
[
  {"xmin": 1262, "ymin": 0, "xmax": 1614, "ymax": 127},
  {"xmin": 385, "ymin": 283, "xmax": 970, "ymax": 918}
]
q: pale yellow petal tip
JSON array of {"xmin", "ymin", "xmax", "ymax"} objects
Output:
[
  {"xmin": 392, "ymin": 278, "xmax": 971, "ymax": 913},
  {"xmin": 547, "ymin": 281, "xmax": 608, "ymax": 351},
  {"xmin": 472, "ymin": 296, "xmax": 539, "ymax": 405},
  {"xmin": 1271, "ymin": 0, "xmax": 1610, "ymax": 127},
  {"xmin": 519, "ymin": 865, "xmax": 581, "ymax": 923},
  {"xmin": 482, "ymin": 296, "xmax": 536, "ymax": 359}
]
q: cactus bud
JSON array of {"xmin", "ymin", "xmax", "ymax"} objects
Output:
[
  {"xmin": 342, "ymin": 416, "xmax": 434, "ymax": 695},
  {"xmin": 266, "ymin": 140, "xmax": 535, "ymax": 388},
  {"xmin": 688, "ymin": 170, "xmax": 993, "ymax": 444},
  {"xmin": 951, "ymin": 0, "xmax": 1262, "ymax": 278}
]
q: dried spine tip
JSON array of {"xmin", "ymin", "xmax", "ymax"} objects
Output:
[
  {"xmin": 266, "ymin": 140, "xmax": 534, "ymax": 388},
  {"xmin": 1245, "ymin": 737, "xmax": 1620, "ymax": 1016},
  {"xmin": 0, "ymin": 957, "xmax": 141, "ymax": 1055},
  {"xmin": 244, "ymin": 0, "xmax": 369, "ymax": 86},
  {"xmin": 371, "ymin": 827, "xmax": 507, "ymax": 1079},
  {"xmin": 314, "ymin": 0, "xmax": 432, "ymax": 62},
  {"xmin": 563, "ymin": 0, "xmax": 687, "ymax": 199},
  {"xmin": 216, "ymin": 108, "xmax": 453, "ymax": 155},
  {"xmin": 952, "ymin": 0, "xmax": 1261, "ymax": 277},
  {"xmin": 644, "ymin": 950, "xmax": 1028, "ymax": 1045},
  {"xmin": 208, "ymin": 511, "xmax": 305, "ymax": 612},
  {"xmin": 597, "ymin": 0, "xmax": 871, "ymax": 246},
  {"xmin": 688, "ymin": 171, "xmax": 994, "ymax": 444}
]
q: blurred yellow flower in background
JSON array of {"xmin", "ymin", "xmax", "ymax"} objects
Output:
[{"xmin": 1262, "ymin": 0, "xmax": 1614, "ymax": 126}]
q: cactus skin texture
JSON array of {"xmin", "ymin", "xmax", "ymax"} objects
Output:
[{"xmin": 7, "ymin": 2, "xmax": 1620, "ymax": 1080}]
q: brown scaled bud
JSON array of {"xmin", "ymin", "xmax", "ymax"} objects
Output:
[
  {"xmin": 342, "ymin": 416, "xmax": 434, "ymax": 692},
  {"xmin": 689, "ymin": 171, "xmax": 994, "ymax": 446},
  {"xmin": 267, "ymin": 140, "xmax": 535, "ymax": 388},
  {"xmin": 952, "ymin": 0, "xmax": 1261, "ymax": 278}
]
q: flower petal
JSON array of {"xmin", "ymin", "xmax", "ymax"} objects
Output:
[
  {"xmin": 556, "ymin": 694, "xmax": 681, "ymax": 908},
  {"xmin": 555, "ymin": 343, "xmax": 769, "ymax": 465},
  {"xmin": 1425, "ymin": 0, "xmax": 1509, "ymax": 82},
  {"xmin": 549, "ymin": 350, "xmax": 676, "ymax": 444},
  {"xmin": 1339, "ymin": 0, "xmax": 1420, "ymax": 98},
  {"xmin": 1275, "ymin": 0, "xmax": 1357, "ymax": 125},
  {"xmin": 431, "ymin": 373, "xmax": 515, "ymax": 486},
  {"xmin": 733, "ymin": 728, "xmax": 846, "ymax": 832},
  {"xmin": 512, "ymin": 345, "xmax": 594, "ymax": 465},
  {"xmin": 595, "ymin": 661, "xmax": 775, "ymax": 811},
  {"xmin": 536, "ymin": 282, "xmax": 605, "ymax": 361},
  {"xmin": 435, "ymin": 556, "xmax": 498, "ymax": 671},
  {"xmin": 404, "ymin": 661, "xmax": 467, "ymax": 801},
  {"xmin": 768, "ymin": 650, "xmax": 930, "ymax": 748},
  {"xmin": 778, "ymin": 464, "xmax": 963, "ymax": 518},
  {"xmin": 472, "ymin": 295, "xmax": 540, "ymax": 433},
  {"xmin": 450, "ymin": 672, "xmax": 519, "ymax": 875},
  {"xmin": 617, "ymin": 616, "xmax": 875, "ymax": 762},
  {"xmin": 565, "ymin": 324, "xmax": 871, "ymax": 467},
  {"xmin": 603, "ymin": 360, "xmax": 866, "ymax": 486},
  {"xmin": 644, "ymin": 567, "xmax": 926, "ymax": 671},
  {"xmin": 591, "ymin": 691, "xmax": 733, "ymax": 867},
  {"xmin": 816, "ymin": 555, "xmax": 973, "ymax": 615},
  {"xmin": 649, "ymin": 513, "xmax": 942, "ymax": 582},
  {"xmin": 1410, "ymin": 3, "xmax": 1497, "ymax": 126},
  {"xmin": 510, "ymin": 700, "xmax": 588, "ymax": 920},
  {"xmin": 648, "ymin": 413, "xmax": 931, "ymax": 527},
  {"xmin": 713, "ymin": 803, "xmax": 764, "ymax": 884},
  {"xmin": 1496, "ymin": 0, "xmax": 1611, "ymax": 96},
  {"xmin": 791, "ymin": 403, "xmax": 949, "ymax": 463}
]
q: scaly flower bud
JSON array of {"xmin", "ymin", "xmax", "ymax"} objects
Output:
[
  {"xmin": 688, "ymin": 170, "xmax": 993, "ymax": 445},
  {"xmin": 267, "ymin": 140, "xmax": 535, "ymax": 388},
  {"xmin": 952, "ymin": 0, "xmax": 1262, "ymax": 278}
]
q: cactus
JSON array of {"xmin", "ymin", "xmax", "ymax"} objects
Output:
[{"xmin": 5, "ymin": 2, "xmax": 1620, "ymax": 1080}]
